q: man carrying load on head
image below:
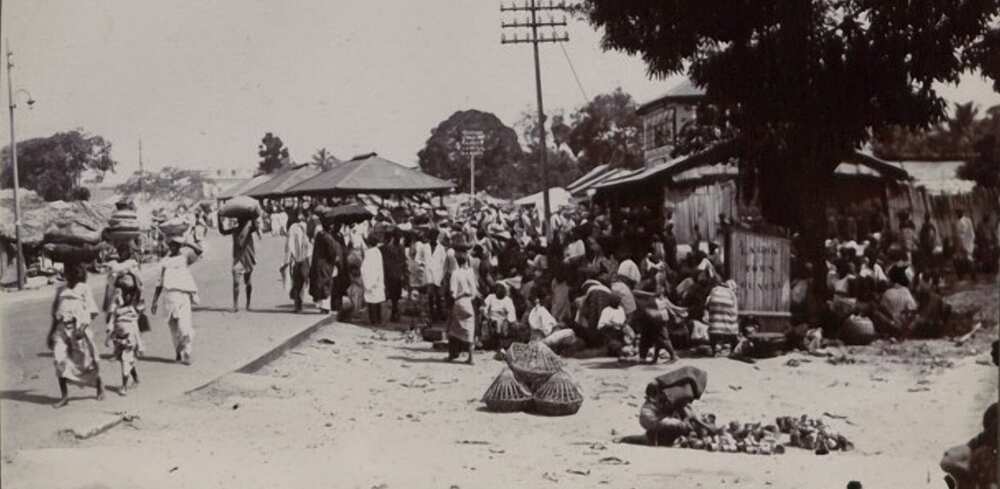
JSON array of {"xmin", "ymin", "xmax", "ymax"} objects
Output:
[{"xmin": 219, "ymin": 215, "xmax": 261, "ymax": 312}]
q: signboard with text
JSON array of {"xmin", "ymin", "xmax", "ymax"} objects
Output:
[
  {"xmin": 461, "ymin": 130, "xmax": 485, "ymax": 156},
  {"xmin": 725, "ymin": 227, "xmax": 791, "ymax": 318}
]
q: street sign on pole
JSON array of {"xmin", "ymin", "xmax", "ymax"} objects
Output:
[{"xmin": 460, "ymin": 130, "xmax": 485, "ymax": 208}]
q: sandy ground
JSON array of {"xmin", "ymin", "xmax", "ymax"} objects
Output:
[{"xmin": 3, "ymin": 284, "xmax": 997, "ymax": 489}]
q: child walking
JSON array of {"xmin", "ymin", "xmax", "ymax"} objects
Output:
[{"xmin": 106, "ymin": 271, "xmax": 144, "ymax": 395}]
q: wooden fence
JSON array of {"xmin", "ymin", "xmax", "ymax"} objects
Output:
[
  {"xmin": 886, "ymin": 186, "xmax": 1000, "ymax": 243},
  {"xmin": 725, "ymin": 227, "xmax": 792, "ymax": 317}
]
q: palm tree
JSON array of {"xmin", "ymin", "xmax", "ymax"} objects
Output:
[
  {"xmin": 311, "ymin": 148, "xmax": 340, "ymax": 170},
  {"xmin": 945, "ymin": 102, "xmax": 979, "ymax": 156}
]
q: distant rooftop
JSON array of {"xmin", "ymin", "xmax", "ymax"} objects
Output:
[{"xmin": 637, "ymin": 79, "xmax": 707, "ymax": 115}]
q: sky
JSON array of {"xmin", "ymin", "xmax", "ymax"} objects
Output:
[{"xmin": 3, "ymin": 0, "xmax": 999, "ymax": 180}]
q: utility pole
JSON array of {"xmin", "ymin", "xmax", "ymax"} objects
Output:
[
  {"xmin": 5, "ymin": 40, "xmax": 29, "ymax": 290},
  {"xmin": 138, "ymin": 138, "xmax": 144, "ymax": 200},
  {"xmin": 501, "ymin": 0, "xmax": 568, "ymax": 240}
]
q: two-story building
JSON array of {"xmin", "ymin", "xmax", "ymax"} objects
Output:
[{"xmin": 569, "ymin": 78, "xmax": 911, "ymax": 245}]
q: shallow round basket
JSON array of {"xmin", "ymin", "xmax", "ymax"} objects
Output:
[
  {"xmin": 532, "ymin": 370, "xmax": 583, "ymax": 416},
  {"xmin": 506, "ymin": 342, "xmax": 563, "ymax": 390},
  {"xmin": 482, "ymin": 368, "xmax": 533, "ymax": 413}
]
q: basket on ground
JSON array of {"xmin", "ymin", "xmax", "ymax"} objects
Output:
[
  {"xmin": 505, "ymin": 341, "xmax": 563, "ymax": 390},
  {"xmin": 482, "ymin": 368, "xmax": 533, "ymax": 412},
  {"xmin": 532, "ymin": 370, "xmax": 583, "ymax": 416},
  {"xmin": 841, "ymin": 315, "xmax": 876, "ymax": 346}
]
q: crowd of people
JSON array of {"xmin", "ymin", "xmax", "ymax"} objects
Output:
[
  {"xmin": 44, "ymin": 194, "xmax": 999, "ymax": 407},
  {"xmin": 796, "ymin": 208, "xmax": 999, "ymax": 344}
]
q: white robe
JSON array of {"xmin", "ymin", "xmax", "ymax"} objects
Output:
[{"xmin": 361, "ymin": 246, "xmax": 386, "ymax": 304}]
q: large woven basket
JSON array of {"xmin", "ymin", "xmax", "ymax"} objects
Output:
[
  {"xmin": 482, "ymin": 368, "xmax": 533, "ymax": 413},
  {"xmin": 532, "ymin": 370, "xmax": 583, "ymax": 416},
  {"xmin": 505, "ymin": 342, "xmax": 563, "ymax": 391}
]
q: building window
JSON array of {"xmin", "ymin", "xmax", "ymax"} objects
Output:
[{"xmin": 643, "ymin": 107, "xmax": 676, "ymax": 151}]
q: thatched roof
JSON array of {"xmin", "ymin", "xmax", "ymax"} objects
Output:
[{"xmin": 0, "ymin": 189, "xmax": 113, "ymax": 245}]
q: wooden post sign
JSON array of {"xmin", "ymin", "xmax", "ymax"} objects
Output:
[{"xmin": 725, "ymin": 226, "xmax": 791, "ymax": 318}]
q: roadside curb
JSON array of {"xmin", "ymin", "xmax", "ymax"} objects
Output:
[{"xmin": 184, "ymin": 313, "xmax": 338, "ymax": 395}]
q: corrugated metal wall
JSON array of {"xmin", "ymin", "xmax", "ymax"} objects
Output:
[
  {"xmin": 887, "ymin": 186, "xmax": 1000, "ymax": 243},
  {"xmin": 665, "ymin": 181, "xmax": 740, "ymax": 245}
]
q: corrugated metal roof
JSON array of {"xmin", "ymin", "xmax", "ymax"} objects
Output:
[
  {"xmin": 217, "ymin": 174, "xmax": 270, "ymax": 199},
  {"xmin": 637, "ymin": 79, "xmax": 707, "ymax": 115},
  {"xmin": 895, "ymin": 160, "xmax": 974, "ymax": 195},
  {"xmin": 244, "ymin": 164, "xmax": 322, "ymax": 198},
  {"xmin": 285, "ymin": 153, "xmax": 454, "ymax": 196}
]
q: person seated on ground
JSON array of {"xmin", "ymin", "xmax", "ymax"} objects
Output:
[
  {"xmin": 572, "ymin": 267, "xmax": 616, "ymax": 348},
  {"xmin": 940, "ymin": 340, "xmax": 998, "ymax": 489},
  {"xmin": 610, "ymin": 269, "xmax": 638, "ymax": 325},
  {"xmin": 705, "ymin": 278, "xmax": 740, "ymax": 356},
  {"xmin": 637, "ymin": 367, "xmax": 712, "ymax": 446},
  {"xmin": 598, "ymin": 295, "xmax": 637, "ymax": 359},
  {"xmin": 909, "ymin": 272, "xmax": 951, "ymax": 338},
  {"xmin": 528, "ymin": 288, "xmax": 580, "ymax": 354},
  {"xmin": 873, "ymin": 266, "xmax": 918, "ymax": 338},
  {"xmin": 480, "ymin": 283, "xmax": 517, "ymax": 350}
]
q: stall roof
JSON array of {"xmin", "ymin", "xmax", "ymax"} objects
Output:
[
  {"xmin": 217, "ymin": 174, "xmax": 270, "ymax": 200},
  {"xmin": 594, "ymin": 142, "xmax": 908, "ymax": 192},
  {"xmin": 284, "ymin": 153, "xmax": 455, "ymax": 196},
  {"xmin": 894, "ymin": 160, "xmax": 974, "ymax": 194},
  {"xmin": 244, "ymin": 163, "xmax": 321, "ymax": 198}
]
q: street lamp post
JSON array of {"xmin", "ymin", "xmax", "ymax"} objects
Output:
[{"xmin": 6, "ymin": 40, "xmax": 35, "ymax": 290}]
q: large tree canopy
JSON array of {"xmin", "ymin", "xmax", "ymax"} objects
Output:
[
  {"xmin": 563, "ymin": 87, "xmax": 643, "ymax": 170},
  {"xmin": 582, "ymin": 0, "xmax": 998, "ymax": 288},
  {"xmin": 258, "ymin": 132, "xmax": 290, "ymax": 174},
  {"xmin": 417, "ymin": 109, "xmax": 524, "ymax": 197},
  {"xmin": 1, "ymin": 129, "xmax": 117, "ymax": 202}
]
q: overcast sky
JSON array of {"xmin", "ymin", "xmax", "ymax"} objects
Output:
[{"xmin": 4, "ymin": 0, "xmax": 998, "ymax": 178}]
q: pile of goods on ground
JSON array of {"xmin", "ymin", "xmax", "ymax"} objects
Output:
[
  {"xmin": 481, "ymin": 342, "xmax": 583, "ymax": 416},
  {"xmin": 672, "ymin": 415, "xmax": 855, "ymax": 455}
]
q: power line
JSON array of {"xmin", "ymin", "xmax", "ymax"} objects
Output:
[
  {"xmin": 559, "ymin": 42, "xmax": 588, "ymax": 103},
  {"xmin": 500, "ymin": 0, "xmax": 570, "ymax": 238}
]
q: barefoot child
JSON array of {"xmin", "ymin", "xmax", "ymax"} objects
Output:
[
  {"xmin": 106, "ymin": 272, "xmax": 144, "ymax": 394},
  {"xmin": 48, "ymin": 262, "xmax": 104, "ymax": 408}
]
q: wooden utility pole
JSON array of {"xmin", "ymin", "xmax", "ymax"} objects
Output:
[{"xmin": 501, "ymin": 0, "xmax": 569, "ymax": 239}]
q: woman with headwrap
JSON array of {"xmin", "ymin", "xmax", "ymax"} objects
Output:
[{"xmin": 48, "ymin": 262, "xmax": 104, "ymax": 407}]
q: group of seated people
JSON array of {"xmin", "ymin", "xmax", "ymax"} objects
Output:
[
  {"xmin": 471, "ymin": 228, "xmax": 747, "ymax": 363},
  {"xmin": 792, "ymin": 234, "xmax": 956, "ymax": 344}
]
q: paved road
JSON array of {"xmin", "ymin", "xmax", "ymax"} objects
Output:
[{"xmin": 0, "ymin": 232, "xmax": 330, "ymax": 451}]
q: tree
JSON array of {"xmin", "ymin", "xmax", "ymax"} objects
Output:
[
  {"xmin": 515, "ymin": 110, "xmax": 584, "ymax": 195},
  {"xmin": 115, "ymin": 166, "xmax": 211, "ymax": 202},
  {"xmin": 582, "ymin": 0, "xmax": 999, "ymax": 292},
  {"xmin": 958, "ymin": 105, "xmax": 1000, "ymax": 188},
  {"xmin": 417, "ymin": 109, "xmax": 524, "ymax": 198},
  {"xmin": 257, "ymin": 132, "xmax": 290, "ymax": 174},
  {"xmin": 310, "ymin": 148, "xmax": 340, "ymax": 170},
  {"xmin": 0, "ymin": 129, "xmax": 117, "ymax": 202},
  {"xmin": 564, "ymin": 87, "xmax": 643, "ymax": 170}
]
